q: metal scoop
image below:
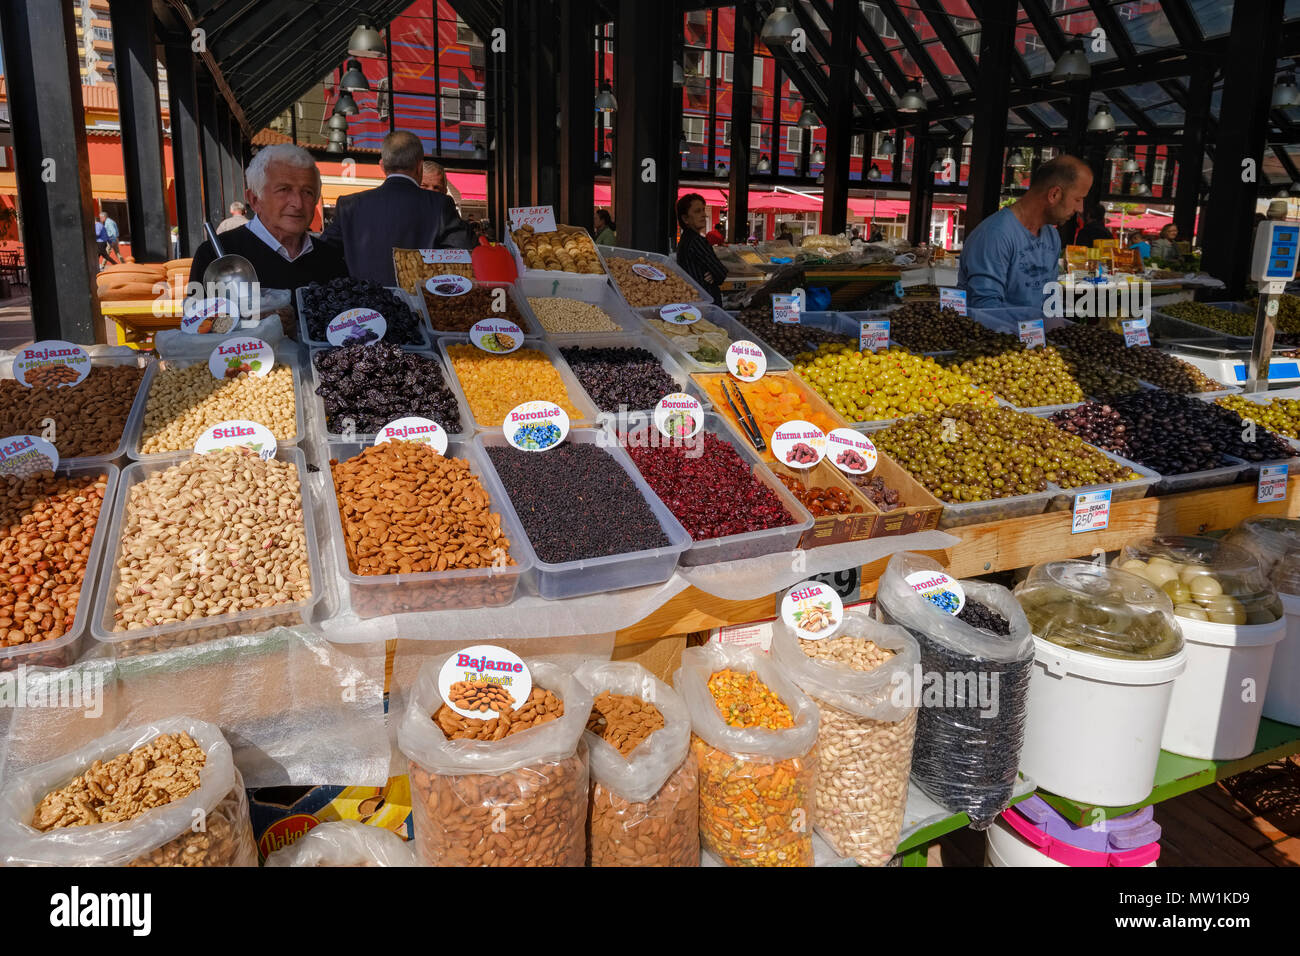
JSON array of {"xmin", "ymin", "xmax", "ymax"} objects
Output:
[{"xmin": 201, "ymin": 220, "xmax": 257, "ymax": 293}]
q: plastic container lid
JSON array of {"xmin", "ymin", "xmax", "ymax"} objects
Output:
[
  {"xmin": 1225, "ymin": 516, "xmax": 1300, "ymax": 596},
  {"xmin": 1118, "ymin": 534, "xmax": 1283, "ymax": 627},
  {"xmin": 1015, "ymin": 561, "xmax": 1183, "ymax": 661},
  {"xmin": 1012, "ymin": 795, "xmax": 1161, "ymax": 852}
]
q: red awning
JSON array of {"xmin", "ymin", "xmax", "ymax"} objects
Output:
[
  {"xmin": 447, "ymin": 171, "xmax": 487, "ymax": 202},
  {"xmin": 592, "ymin": 185, "xmax": 728, "ymax": 206},
  {"xmin": 1106, "ymin": 212, "xmax": 1173, "ymax": 232},
  {"xmin": 748, "ymin": 190, "xmax": 822, "ymax": 211}
]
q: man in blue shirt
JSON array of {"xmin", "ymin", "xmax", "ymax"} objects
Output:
[{"xmin": 958, "ymin": 155, "xmax": 1093, "ymax": 309}]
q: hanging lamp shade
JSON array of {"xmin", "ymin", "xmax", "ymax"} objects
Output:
[
  {"xmin": 930, "ymin": 153, "xmax": 945, "ymax": 173},
  {"xmin": 1051, "ymin": 41, "xmax": 1091, "ymax": 82},
  {"xmin": 898, "ymin": 82, "xmax": 926, "ymax": 113},
  {"xmin": 328, "ymin": 128, "xmax": 347, "ymax": 145},
  {"xmin": 816, "ymin": 171, "xmax": 825, "ymax": 184},
  {"xmin": 881, "ymin": 134, "xmax": 895, "ymax": 153},
  {"xmin": 599, "ymin": 152, "xmax": 613, "ymax": 170},
  {"xmin": 326, "ymin": 139, "xmax": 344, "ymax": 154},
  {"xmin": 811, "ymin": 145, "xmax": 825, "ymax": 163},
  {"xmin": 1087, "ymin": 104, "xmax": 1116, "ymax": 132},
  {"xmin": 339, "ymin": 58, "xmax": 370, "ymax": 92},
  {"xmin": 716, "ymin": 161, "xmax": 728, "ymax": 178},
  {"xmin": 335, "ymin": 91, "xmax": 359, "ymax": 116},
  {"xmin": 1273, "ymin": 73, "xmax": 1300, "ymax": 109},
  {"xmin": 347, "ymin": 24, "xmax": 386, "ymax": 59},
  {"xmin": 760, "ymin": 5, "xmax": 798, "ymax": 43},
  {"xmin": 757, "ymin": 154, "xmax": 771, "ymax": 172},
  {"xmin": 962, "ymin": 127, "xmax": 973, "ymax": 145},
  {"xmin": 594, "ymin": 82, "xmax": 618, "ymax": 114},
  {"xmin": 798, "ymin": 104, "xmax": 819, "ymax": 129},
  {"xmin": 327, "ymin": 112, "xmax": 349, "ymax": 131},
  {"xmin": 1007, "ymin": 148, "xmax": 1026, "ymax": 167},
  {"xmin": 1106, "ymin": 141, "xmax": 1127, "ymax": 160},
  {"xmin": 867, "ymin": 163, "xmax": 882, "ymax": 181},
  {"xmin": 1122, "ymin": 156, "xmax": 1140, "ymax": 173}
]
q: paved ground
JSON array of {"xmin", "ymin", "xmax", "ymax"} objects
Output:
[{"xmin": 0, "ymin": 291, "xmax": 34, "ymax": 348}]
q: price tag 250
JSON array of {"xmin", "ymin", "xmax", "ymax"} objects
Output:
[
  {"xmin": 1071, "ymin": 488, "xmax": 1112, "ymax": 534},
  {"xmin": 1122, "ymin": 320, "xmax": 1151, "ymax": 348}
]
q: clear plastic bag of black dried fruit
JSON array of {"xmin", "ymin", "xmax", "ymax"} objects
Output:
[{"xmin": 874, "ymin": 551, "xmax": 1033, "ymax": 830}]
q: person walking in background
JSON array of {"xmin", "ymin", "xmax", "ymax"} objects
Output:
[
  {"xmin": 593, "ymin": 209, "xmax": 616, "ymax": 245},
  {"xmin": 706, "ymin": 214, "xmax": 726, "ymax": 246},
  {"xmin": 93, "ymin": 215, "xmax": 117, "ymax": 269},
  {"xmin": 217, "ymin": 201, "xmax": 250, "ymax": 234},
  {"xmin": 98, "ymin": 212, "xmax": 120, "ymax": 258},
  {"xmin": 675, "ymin": 192, "xmax": 726, "ymax": 305}
]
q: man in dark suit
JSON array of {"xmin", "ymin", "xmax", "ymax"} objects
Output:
[{"xmin": 321, "ymin": 130, "xmax": 472, "ymax": 285}]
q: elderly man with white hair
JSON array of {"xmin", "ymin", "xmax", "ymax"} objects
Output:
[{"xmin": 188, "ymin": 143, "xmax": 346, "ymax": 292}]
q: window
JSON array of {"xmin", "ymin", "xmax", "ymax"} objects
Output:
[
  {"xmin": 1023, "ymin": 34, "xmax": 1043, "ymax": 52},
  {"xmin": 1152, "ymin": 157, "xmax": 1166, "ymax": 184},
  {"xmin": 852, "ymin": 134, "xmax": 865, "ymax": 158},
  {"xmin": 441, "ymin": 89, "xmax": 460, "ymax": 122},
  {"xmin": 718, "ymin": 53, "xmax": 764, "ymax": 87},
  {"xmin": 684, "ymin": 48, "xmax": 709, "ymax": 77},
  {"xmin": 92, "ymin": 26, "xmax": 111, "ymax": 41},
  {"xmin": 455, "ymin": 17, "xmax": 479, "ymax": 45},
  {"xmin": 786, "ymin": 127, "xmax": 805, "ymax": 153},
  {"xmin": 721, "ymin": 121, "xmax": 767, "ymax": 152},
  {"xmin": 862, "ymin": 4, "xmax": 897, "ymax": 41},
  {"xmin": 686, "ymin": 10, "xmax": 706, "ymax": 27},
  {"xmin": 460, "ymin": 90, "xmax": 482, "ymax": 124},
  {"xmin": 684, "ymin": 115, "xmax": 706, "ymax": 144}
]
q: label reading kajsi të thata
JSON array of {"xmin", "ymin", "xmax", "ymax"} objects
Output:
[
  {"xmin": 375, "ymin": 417, "xmax": 448, "ymax": 455},
  {"xmin": 725, "ymin": 340, "xmax": 767, "ymax": 382},
  {"xmin": 208, "ymin": 337, "xmax": 274, "ymax": 380},
  {"xmin": 660, "ymin": 303, "xmax": 701, "ymax": 325},
  {"xmin": 327, "ymin": 308, "xmax": 387, "ymax": 347},
  {"xmin": 505, "ymin": 401, "xmax": 570, "ymax": 451},
  {"xmin": 469, "ymin": 319, "xmax": 523, "ymax": 354},
  {"xmin": 827, "ymin": 427, "xmax": 877, "ymax": 474},
  {"xmin": 193, "ymin": 421, "xmax": 277, "ymax": 460},
  {"xmin": 0, "ymin": 435, "xmax": 58, "ymax": 477},
  {"xmin": 654, "ymin": 392, "xmax": 703, "ymax": 439},
  {"xmin": 439, "ymin": 645, "xmax": 533, "ymax": 720},
  {"xmin": 905, "ymin": 570, "xmax": 966, "ymax": 615},
  {"xmin": 13, "ymin": 341, "xmax": 92, "ymax": 389},
  {"xmin": 781, "ymin": 580, "xmax": 844, "ymax": 641},
  {"xmin": 771, "ymin": 420, "xmax": 826, "ymax": 469}
]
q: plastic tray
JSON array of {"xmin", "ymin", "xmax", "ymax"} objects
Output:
[
  {"xmin": 505, "ymin": 228, "xmax": 612, "ymax": 299},
  {"xmin": 0, "ymin": 348, "xmax": 151, "ymax": 468},
  {"xmin": 472, "ymin": 428, "xmax": 692, "ymax": 600},
  {"xmin": 295, "ymin": 285, "xmax": 432, "ymax": 351},
  {"xmin": 306, "ymin": 345, "xmax": 472, "ymax": 444},
  {"xmin": 599, "ymin": 244, "xmax": 713, "ymax": 310},
  {"xmin": 932, "ymin": 486, "xmax": 1054, "ymax": 529},
  {"xmin": 612, "ymin": 412, "xmax": 813, "ymax": 566},
  {"xmin": 515, "ymin": 277, "xmax": 646, "ymax": 341},
  {"xmin": 1150, "ymin": 303, "xmax": 1256, "ymax": 348},
  {"xmin": 416, "ymin": 279, "xmax": 540, "ymax": 337},
  {"xmin": 90, "ymin": 446, "xmax": 324, "ymax": 657},
  {"xmin": 436, "ymin": 336, "xmax": 603, "ymax": 432},
  {"xmin": 554, "ymin": 332, "xmax": 709, "ymax": 419},
  {"xmin": 123, "ymin": 344, "xmax": 308, "ymax": 463},
  {"xmin": 1046, "ymin": 447, "xmax": 1160, "ymax": 512},
  {"xmin": 637, "ymin": 303, "xmax": 794, "ymax": 375},
  {"xmin": 324, "ymin": 439, "xmax": 533, "ymax": 618},
  {"xmin": 1148, "ymin": 455, "xmax": 1252, "ymax": 496},
  {"xmin": 0, "ymin": 463, "xmax": 119, "ymax": 672}
]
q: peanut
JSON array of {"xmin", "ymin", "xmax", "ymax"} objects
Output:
[
  {"xmin": 139, "ymin": 362, "xmax": 296, "ymax": 454},
  {"xmin": 526, "ymin": 296, "xmax": 620, "ymax": 333},
  {"xmin": 0, "ymin": 365, "xmax": 145, "ymax": 459}
]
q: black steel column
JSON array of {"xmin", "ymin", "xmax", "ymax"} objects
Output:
[
  {"xmin": 1064, "ymin": 84, "xmax": 1089, "ymax": 160},
  {"xmin": 1174, "ymin": 65, "xmax": 1212, "ymax": 242},
  {"xmin": 230, "ymin": 112, "xmax": 246, "ymax": 201},
  {"xmin": 907, "ymin": 130, "xmax": 932, "ymax": 245},
  {"xmin": 964, "ymin": 0, "xmax": 1014, "ymax": 230},
  {"xmin": 558, "ymin": 0, "xmax": 595, "ymax": 227},
  {"xmin": 506, "ymin": 0, "xmax": 531, "ymax": 208},
  {"xmin": 613, "ymin": 0, "xmax": 674, "ymax": 251},
  {"xmin": 727, "ymin": 6, "xmax": 753, "ymax": 243},
  {"xmin": 821, "ymin": 0, "xmax": 856, "ymax": 235},
  {"xmin": 164, "ymin": 40, "xmax": 205, "ymax": 256},
  {"xmin": 197, "ymin": 77, "xmax": 225, "ymax": 225},
  {"xmin": 109, "ymin": 0, "xmax": 168, "ymax": 262},
  {"xmin": 528, "ymin": 0, "xmax": 559, "ymax": 206},
  {"xmin": 706, "ymin": 12, "xmax": 719, "ymax": 172},
  {"xmin": 218, "ymin": 103, "xmax": 240, "ymax": 219},
  {"xmin": 0, "ymin": 0, "xmax": 99, "ymax": 341},
  {"xmin": 1202, "ymin": 0, "xmax": 1284, "ymax": 293}
]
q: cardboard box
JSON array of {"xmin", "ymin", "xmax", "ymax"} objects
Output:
[
  {"xmin": 768, "ymin": 458, "xmax": 878, "ymax": 547},
  {"xmin": 861, "ymin": 452, "xmax": 944, "ymax": 538},
  {"xmin": 248, "ymin": 776, "xmax": 413, "ymax": 862}
]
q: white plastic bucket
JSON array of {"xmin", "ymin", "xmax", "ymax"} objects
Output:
[
  {"xmin": 1161, "ymin": 616, "xmax": 1286, "ymax": 760},
  {"xmin": 1019, "ymin": 636, "xmax": 1186, "ymax": 806},
  {"xmin": 984, "ymin": 816, "xmax": 1158, "ymax": 867},
  {"xmin": 1265, "ymin": 593, "xmax": 1300, "ymax": 726}
]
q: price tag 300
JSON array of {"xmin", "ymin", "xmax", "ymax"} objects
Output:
[
  {"xmin": 1258, "ymin": 464, "xmax": 1289, "ymax": 503},
  {"xmin": 1071, "ymin": 489, "xmax": 1112, "ymax": 534},
  {"xmin": 859, "ymin": 320, "xmax": 890, "ymax": 353}
]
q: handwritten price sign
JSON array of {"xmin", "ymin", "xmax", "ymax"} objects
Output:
[{"xmin": 508, "ymin": 205, "xmax": 557, "ymax": 233}]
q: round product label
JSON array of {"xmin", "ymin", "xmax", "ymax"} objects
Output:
[
  {"xmin": 725, "ymin": 340, "xmax": 767, "ymax": 382},
  {"xmin": 469, "ymin": 319, "xmax": 524, "ymax": 354},
  {"xmin": 208, "ymin": 336, "xmax": 274, "ymax": 380},
  {"xmin": 438, "ymin": 645, "xmax": 532, "ymax": 720},
  {"xmin": 905, "ymin": 570, "xmax": 966, "ymax": 615},
  {"xmin": 660, "ymin": 303, "xmax": 701, "ymax": 325},
  {"xmin": 13, "ymin": 341, "xmax": 92, "ymax": 389},
  {"xmin": 504, "ymin": 401, "xmax": 570, "ymax": 451},
  {"xmin": 771, "ymin": 420, "xmax": 827, "ymax": 469},
  {"xmin": 827, "ymin": 427, "xmax": 878, "ymax": 474},
  {"xmin": 193, "ymin": 420, "xmax": 277, "ymax": 460},
  {"xmin": 631, "ymin": 263, "xmax": 667, "ymax": 281},
  {"xmin": 781, "ymin": 580, "xmax": 844, "ymax": 641},
  {"xmin": 0, "ymin": 435, "xmax": 59, "ymax": 477},
  {"xmin": 327, "ymin": 308, "xmax": 387, "ymax": 347},
  {"xmin": 374, "ymin": 416, "xmax": 449, "ymax": 455},
  {"xmin": 425, "ymin": 274, "xmax": 473, "ymax": 297},
  {"xmin": 654, "ymin": 392, "xmax": 703, "ymax": 440},
  {"xmin": 181, "ymin": 297, "xmax": 238, "ymax": 335}
]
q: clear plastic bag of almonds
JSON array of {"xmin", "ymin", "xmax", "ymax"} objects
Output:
[
  {"xmin": 264, "ymin": 819, "xmax": 416, "ymax": 867},
  {"xmin": 770, "ymin": 608, "xmax": 920, "ymax": 866},
  {"xmin": 0, "ymin": 716, "xmax": 257, "ymax": 866},
  {"xmin": 674, "ymin": 643, "xmax": 820, "ymax": 867},
  {"xmin": 397, "ymin": 657, "xmax": 593, "ymax": 866},
  {"xmin": 573, "ymin": 660, "xmax": 698, "ymax": 867}
]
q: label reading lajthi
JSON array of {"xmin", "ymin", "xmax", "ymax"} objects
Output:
[
  {"xmin": 208, "ymin": 337, "xmax": 274, "ymax": 380},
  {"xmin": 0, "ymin": 435, "xmax": 58, "ymax": 477}
]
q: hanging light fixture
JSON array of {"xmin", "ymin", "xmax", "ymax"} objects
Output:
[
  {"xmin": 327, "ymin": 112, "xmax": 349, "ymax": 132},
  {"xmin": 335, "ymin": 91, "xmax": 359, "ymax": 116},
  {"xmin": 798, "ymin": 104, "xmax": 819, "ymax": 129},
  {"xmin": 757, "ymin": 154, "xmax": 771, "ymax": 172},
  {"xmin": 1136, "ymin": 183, "xmax": 1152, "ymax": 196},
  {"xmin": 930, "ymin": 150, "xmax": 946, "ymax": 173},
  {"xmin": 1051, "ymin": 40, "xmax": 1091, "ymax": 82},
  {"xmin": 1106, "ymin": 141, "xmax": 1127, "ymax": 160},
  {"xmin": 326, "ymin": 138, "xmax": 344, "ymax": 154},
  {"xmin": 1122, "ymin": 155, "xmax": 1140, "ymax": 173},
  {"xmin": 594, "ymin": 82, "xmax": 618, "ymax": 114},
  {"xmin": 347, "ymin": 23, "xmax": 386, "ymax": 59},
  {"xmin": 760, "ymin": 5, "xmax": 798, "ymax": 44},
  {"xmin": 473, "ymin": 138, "xmax": 487, "ymax": 160},
  {"xmin": 328, "ymin": 128, "xmax": 347, "ymax": 145},
  {"xmin": 1130, "ymin": 169, "xmax": 1145, "ymax": 185},
  {"xmin": 716, "ymin": 161, "xmax": 728, "ymax": 178},
  {"xmin": 962, "ymin": 127, "xmax": 973, "ymax": 146},
  {"xmin": 339, "ymin": 58, "xmax": 370, "ymax": 92},
  {"xmin": 672, "ymin": 62, "xmax": 685, "ymax": 87},
  {"xmin": 867, "ymin": 163, "xmax": 882, "ymax": 181},
  {"xmin": 898, "ymin": 80, "xmax": 926, "ymax": 113},
  {"xmin": 811, "ymin": 145, "xmax": 825, "ymax": 164},
  {"xmin": 1273, "ymin": 72, "xmax": 1300, "ymax": 109},
  {"xmin": 1007, "ymin": 147, "xmax": 1026, "ymax": 167},
  {"xmin": 1290, "ymin": 181, "xmax": 1300, "ymax": 195},
  {"xmin": 881, "ymin": 133, "xmax": 895, "ymax": 154},
  {"xmin": 1087, "ymin": 104, "xmax": 1116, "ymax": 132},
  {"xmin": 817, "ymin": 171, "xmax": 825, "ymax": 184},
  {"xmin": 599, "ymin": 152, "xmax": 613, "ymax": 170}
]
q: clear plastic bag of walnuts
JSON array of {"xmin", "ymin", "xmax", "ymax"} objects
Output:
[
  {"xmin": 574, "ymin": 660, "xmax": 698, "ymax": 867},
  {"xmin": 771, "ymin": 608, "xmax": 920, "ymax": 866},
  {"xmin": 0, "ymin": 716, "xmax": 257, "ymax": 866},
  {"xmin": 397, "ymin": 656, "xmax": 593, "ymax": 866}
]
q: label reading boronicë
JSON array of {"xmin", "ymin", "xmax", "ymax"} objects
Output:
[
  {"xmin": 208, "ymin": 337, "xmax": 274, "ymax": 380},
  {"xmin": 505, "ymin": 401, "xmax": 570, "ymax": 451},
  {"xmin": 859, "ymin": 320, "xmax": 890, "ymax": 353},
  {"xmin": 771, "ymin": 420, "xmax": 827, "ymax": 469},
  {"xmin": 725, "ymin": 340, "xmax": 767, "ymax": 382},
  {"xmin": 181, "ymin": 297, "xmax": 237, "ymax": 335},
  {"xmin": 13, "ymin": 341, "xmax": 92, "ymax": 389},
  {"xmin": 631, "ymin": 263, "xmax": 667, "ymax": 282},
  {"xmin": 425, "ymin": 274, "xmax": 473, "ymax": 297},
  {"xmin": 660, "ymin": 303, "xmax": 701, "ymax": 325},
  {"xmin": 654, "ymin": 392, "xmax": 703, "ymax": 440},
  {"xmin": 327, "ymin": 308, "xmax": 387, "ymax": 347},
  {"xmin": 469, "ymin": 319, "xmax": 524, "ymax": 354},
  {"xmin": 375, "ymin": 417, "xmax": 449, "ymax": 456},
  {"xmin": 420, "ymin": 248, "xmax": 473, "ymax": 264},
  {"xmin": 905, "ymin": 570, "xmax": 966, "ymax": 615},
  {"xmin": 193, "ymin": 420, "xmax": 277, "ymax": 461},
  {"xmin": 0, "ymin": 435, "xmax": 58, "ymax": 476},
  {"xmin": 439, "ymin": 645, "xmax": 533, "ymax": 720},
  {"xmin": 827, "ymin": 427, "xmax": 877, "ymax": 474},
  {"xmin": 781, "ymin": 580, "xmax": 844, "ymax": 641}
]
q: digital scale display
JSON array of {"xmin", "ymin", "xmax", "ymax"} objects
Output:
[{"xmin": 1265, "ymin": 224, "xmax": 1299, "ymax": 280}]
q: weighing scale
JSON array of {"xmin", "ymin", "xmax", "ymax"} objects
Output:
[{"xmin": 1246, "ymin": 217, "xmax": 1300, "ymax": 391}]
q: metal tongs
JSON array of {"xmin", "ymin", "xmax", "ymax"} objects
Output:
[{"xmin": 721, "ymin": 379, "xmax": 766, "ymax": 452}]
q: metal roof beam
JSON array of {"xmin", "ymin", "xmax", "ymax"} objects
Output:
[
  {"xmin": 855, "ymin": 5, "xmax": 908, "ymax": 93},
  {"xmin": 1085, "ymin": 0, "xmax": 1138, "ymax": 66},
  {"xmin": 873, "ymin": 0, "xmax": 953, "ymax": 102},
  {"xmin": 1158, "ymin": 0, "xmax": 1204, "ymax": 51},
  {"xmin": 915, "ymin": 0, "xmax": 979, "ymax": 86},
  {"xmin": 788, "ymin": 1, "xmax": 872, "ymax": 119}
]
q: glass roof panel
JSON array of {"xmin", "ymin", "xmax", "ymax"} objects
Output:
[
  {"xmin": 1055, "ymin": 10, "xmax": 1119, "ymax": 65},
  {"xmin": 1188, "ymin": 0, "xmax": 1232, "ymax": 38},
  {"xmin": 1290, "ymin": 0, "xmax": 1300, "ymax": 20},
  {"xmin": 1027, "ymin": 101, "xmax": 1069, "ymax": 128},
  {"xmin": 1112, "ymin": 1, "xmax": 1178, "ymax": 52},
  {"xmin": 1015, "ymin": 18, "xmax": 1053, "ymax": 76}
]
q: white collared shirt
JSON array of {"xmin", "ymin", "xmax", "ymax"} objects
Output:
[
  {"xmin": 386, "ymin": 172, "xmax": 422, "ymax": 188},
  {"xmin": 247, "ymin": 215, "xmax": 314, "ymax": 262}
]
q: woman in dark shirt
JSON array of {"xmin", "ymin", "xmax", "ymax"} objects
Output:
[{"xmin": 675, "ymin": 193, "xmax": 726, "ymax": 304}]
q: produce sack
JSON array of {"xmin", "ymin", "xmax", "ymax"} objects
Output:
[
  {"xmin": 0, "ymin": 716, "xmax": 256, "ymax": 866},
  {"xmin": 397, "ymin": 656, "xmax": 592, "ymax": 866},
  {"xmin": 1225, "ymin": 517, "xmax": 1300, "ymax": 597},
  {"xmin": 263, "ymin": 819, "xmax": 415, "ymax": 867},
  {"xmin": 875, "ymin": 552, "xmax": 1033, "ymax": 829},
  {"xmin": 573, "ymin": 660, "xmax": 698, "ymax": 866},
  {"xmin": 770, "ymin": 608, "xmax": 919, "ymax": 865},
  {"xmin": 675, "ymin": 643, "xmax": 819, "ymax": 866}
]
